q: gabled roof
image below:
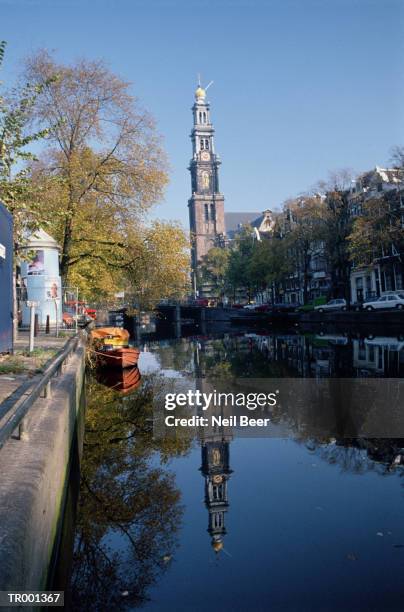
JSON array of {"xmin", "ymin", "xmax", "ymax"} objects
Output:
[
  {"xmin": 225, "ymin": 212, "xmax": 262, "ymax": 239},
  {"xmin": 225, "ymin": 210, "xmax": 280, "ymax": 239}
]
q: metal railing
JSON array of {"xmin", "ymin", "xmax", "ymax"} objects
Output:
[{"xmin": 0, "ymin": 335, "xmax": 81, "ymax": 451}]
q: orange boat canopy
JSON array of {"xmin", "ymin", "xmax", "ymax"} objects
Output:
[{"xmin": 90, "ymin": 327, "xmax": 130, "ymax": 342}]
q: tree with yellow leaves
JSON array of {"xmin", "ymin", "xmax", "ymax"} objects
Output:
[{"xmin": 23, "ymin": 51, "xmax": 190, "ymax": 303}]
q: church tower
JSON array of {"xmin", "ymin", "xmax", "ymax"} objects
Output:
[{"xmin": 188, "ymin": 82, "xmax": 225, "ymax": 296}]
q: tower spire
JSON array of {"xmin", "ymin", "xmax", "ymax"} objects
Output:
[{"xmin": 188, "ymin": 82, "xmax": 226, "ymax": 297}]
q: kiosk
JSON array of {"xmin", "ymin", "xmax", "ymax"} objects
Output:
[{"xmin": 20, "ymin": 229, "xmax": 62, "ymax": 327}]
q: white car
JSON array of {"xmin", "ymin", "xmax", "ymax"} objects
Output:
[
  {"xmin": 363, "ymin": 293, "xmax": 404, "ymax": 311},
  {"xmin": 315, "ymin": 298, "xmax": 347, "ymax": 312}
]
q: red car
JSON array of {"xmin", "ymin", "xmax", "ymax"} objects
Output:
[{"xmin": 85, "ymin": 308, "xmax": 97, "ymax": 320}]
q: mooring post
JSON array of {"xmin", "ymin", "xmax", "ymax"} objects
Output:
[
  {"xmin": 40, "ymin": 380, "xmax": 52, "ymax": 399},
  {"xmin": 55, "ymin": 299, "xmax": 59, "ymax": 338},
  {"xmin": 18, "ymin": 419, "xmax": 25, "ymax": 440},
  {"xmin": 28, "ymin": 302, "xmax": 35, "ymax": 353}
]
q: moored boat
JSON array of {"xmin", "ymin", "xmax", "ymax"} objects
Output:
[
  {"xmin": 93, "ymin": 346, "xmax": 140, "ymax": 369},
  {"xmin": 89, "ymin": 327, "xmax": 140, "ymax": 369},
  {"xmin": 96, "ymin": 365, "xmax": 141, "ymax": 393},
  {"xmin": 90, "ymin": 327, "xmax": 130, "ymax": 346}
]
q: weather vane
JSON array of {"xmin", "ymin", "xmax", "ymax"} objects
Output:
[{"xmin": 197, "ymin": 74, "xmax": 214, "ymax": 91}]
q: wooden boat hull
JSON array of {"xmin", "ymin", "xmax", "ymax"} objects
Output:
[
  {"xmin": 95, "ymin": 347, "xmax": 140, "ymax": 369},
  {"xmin": 96, "ymin": 366, "xmax": 141, "ymax": 394}
]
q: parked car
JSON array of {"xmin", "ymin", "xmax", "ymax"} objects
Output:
[
  {"xmin": 272, "ymin": 302, "xmax": 300, "ymax": 313},
  {"xmin": 362, "ymin": 293, "xmax": 404, "ymax": 311},
  {"xmin": 298, "ymin": 297, "xmax": 327, "ymax": 312},
  {"xmin": 243, "ymin": 303, "xmax": 257, "ymax": 310},
  {"xmin": 85, "ymin": 308, "xmax": 97, "ymax": 320},
  {"xmin": 314, "ymin": 298, "xmax": 347, "ymax": 313},
  {"xmin": 351, "ymin": 295, "xmax": 379, "ymax": 311}
]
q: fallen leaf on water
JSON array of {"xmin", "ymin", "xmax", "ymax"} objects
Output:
[
  {"xmin": 163, "ymin": 555, "xmax": 172, "ymax": 563},
  {"xmin": 346, "ymin": 553, "xmax": 358, "ymax": 561},
  {"xmin": 376, "ymin": 532, "xmax": 384, "ymax": 537},
  {"xmin": 121, "ymin": 591, "xmax": 129, "ymax": 597}
]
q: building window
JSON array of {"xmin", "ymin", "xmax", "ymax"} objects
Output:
[
  {"xmin": 213, "ymin": 513, "xmax": 223, "ymax": 528},
  {"xmin": 205, "ymin": 203, "xmax": 209, "ymax": 221},
  {"xmin": 210, "ymin": 203, "xmax": 216, "ymax": 221},
  {"xmin": 200, "ymin": 140, "xmax": 204, "ymax": 150},
  {"xmin": 212, "ymin": 484, "xmax": 223, "ymax": 500},
  {"xmin": 205, "ymin": 139, "xmax": 209, "ymax": 150},
  {"xmin": 199, "ymin": 112, "xmax": 202, "ymax": 123},
  {"xmin": 203, "ymin": 112, "xmax": 207, "ymax": 122}
]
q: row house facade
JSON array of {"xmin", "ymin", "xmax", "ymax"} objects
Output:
[
  {"xmin": 279, "ymin": 166, "xmax": 403, "ymax": 306},
  {"xmin": 348, "ymin": 166, "xmax": 404, "ymax": 303},
  {"xmin": 278, "ymin": 204, "xmax": 331, "ymax": 305}
]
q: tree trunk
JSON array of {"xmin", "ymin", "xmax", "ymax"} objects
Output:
[{"xmin": 60, "ymin": 215, "xmax": 73, "ymax": 284}]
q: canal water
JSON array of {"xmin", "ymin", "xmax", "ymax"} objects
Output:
[{"xmin": 58, "ymin": 328, "xmax": 404, "ymax": 611}]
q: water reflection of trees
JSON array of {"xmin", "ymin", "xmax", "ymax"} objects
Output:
[
  {"xmin": 69, "ymin": 373, "xmax": 191, "ymax": 611},
  {"xmin": 199, "ymin": 336, "xmax": 296, "ymax": 379},
  {"xmin": 146, "ymin": 339, "xmax": 195, "ymax": 374},
  {"xmin": 300, "ymin": 437, "xmax": 404, "ymax": 476}
]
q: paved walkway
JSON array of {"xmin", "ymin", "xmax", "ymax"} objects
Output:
[{"xmin": 0, "ymin": 332, "xmax": 70, "ymax": 406}]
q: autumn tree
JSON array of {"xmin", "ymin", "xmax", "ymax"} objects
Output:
[
  {"xmin": 198, "ymin": 247, "xmax": 230, "ymax": 299},
  {"xmin": 123, "ymin": 221, "xmax": 190, "ymax": 309},
  {"xmin": 284, "ymin": 196, "xmax": 324, "ymax": 303},
  {"xmin": 0, "ymin": 41, "xmax": 52, "ymax": 241},
  {"xmin": 321, "ymin": 190, "xmax": 353, "ymax": 301},
  {"xmin": 225, "ymin": 227, "xmax": 256, "ymax": 302},
  {"xmin": 25, "ymin": 51, "xmax": 169, "ymax": 284},
  {"xmin": 348, "ymin": 194, "xmax": 404, "ymax": 267},
  {"xmin": 248, "ymin": 235, "xmax": 292, "ymax": 302},
  {"xmin": 390, "ymin": 145, "xmax": 404, "ymax": 175}
]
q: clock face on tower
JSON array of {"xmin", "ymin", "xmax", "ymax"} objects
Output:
[{"xmin": 201, "ymin": 151, "xmax": 210, "ymax": 161}]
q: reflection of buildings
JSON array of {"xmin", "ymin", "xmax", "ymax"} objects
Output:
[
  {"xmin": 353, "ymin": 337, "xmax": 404, "ymax": 377},
  {"xmin": 191, "ymin": 330, "xmax": 404, "ymax": 379}
]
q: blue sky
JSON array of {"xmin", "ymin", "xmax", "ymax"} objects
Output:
[{"xmin": 1, "ymin": 0, "xmax": 404, "ymax": 227}]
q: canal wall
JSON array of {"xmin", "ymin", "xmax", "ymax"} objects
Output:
[{"xmin": 0, "ymin": 338, "xmax": 86, "ymax": 597}]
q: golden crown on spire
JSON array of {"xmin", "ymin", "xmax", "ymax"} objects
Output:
[{"xmin": 195, "ymin": 86, "xmax": 206, "ymax": 101}]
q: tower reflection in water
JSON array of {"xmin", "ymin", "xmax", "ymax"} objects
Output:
[
  {"xmin": 195, "ymin": 355, "xmax": 234, "ymax": 555},
  {"xmin": 200, "ymin": 419, "xmax": 233, "ymax": 554}
]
